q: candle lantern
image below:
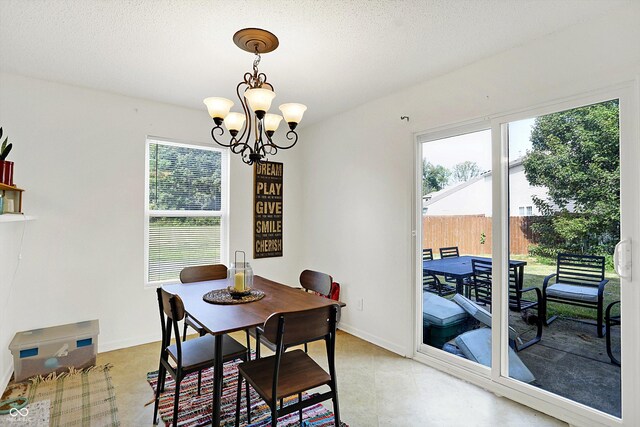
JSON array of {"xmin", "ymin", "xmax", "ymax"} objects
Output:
[{"xmin": 228, "ymin": 250, "xmax": 253, "ymax": 295}]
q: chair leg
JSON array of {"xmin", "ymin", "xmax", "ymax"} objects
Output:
[
  {"xmin": 304, "ymin": 342, "xmax": 308, "ymax": 353},
  {"xmin": 272, "ymin": 404, "xmax": 278, "ymax": 427},
  {"xmin": 298, "ymin": 392, "xmax": 303, "ymax": 424},
  {"xmin": 245, "ymin": 376, "xmax": 251, "ymax": 423},
  {"xmin": 597, "ymin": 300, "xmax": 605, "ymax": 338},
  {"xmin": 245, "ymin": 329, "xmax": 252, "ymax": 360},
  {"xmin": 197, "ymin": 370, "xmax": 202, "ymax": 395},
  {"xmin": 152, "ymin": 363, "xmax": 166, "ymax": 425},
  {"xmin": 172, "ymin": 378, "xmax": 181, "ymax": 427},
  {"xmin": 235, "ymin": 376, "xmax": 242, "ymax": 427},
  {"xmin": 332, "ymin": 386, "xmax": 341, "ymax": 426},
  {"xmin": 182, "ymin": 321, "xmax": 188, "ymax": 342}
]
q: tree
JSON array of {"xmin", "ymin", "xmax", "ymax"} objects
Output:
[
  {"xmin": 523, "ymin": 100, "xmax": 619, "ymax": 258},
  {"xmin": 422, "ymin": 161, "xmax": 450, "ymax": 195},
  {"xmin": 451, "ymin": 161, "xmax": 481, "ymax": 183}
]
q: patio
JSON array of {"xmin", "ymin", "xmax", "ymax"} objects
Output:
[{"xmin": 511, "ymin": 311, "xmax": 621, "ymax": 417}]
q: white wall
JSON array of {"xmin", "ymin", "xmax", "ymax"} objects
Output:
[
  {"xmin": 0, "ymin": 73, "xmax": 303, "ymax": 389},
  {"xmin": 299, "ymin": 3, "xmax": 640, "ymax": 356}
]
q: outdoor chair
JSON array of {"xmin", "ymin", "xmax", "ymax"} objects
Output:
[
  {"xmin": 605, "ymin": 300, "xmax": 620, "ymax": 366},
  {"xmin": 471, "ymin": 259, "xmax": 540, "ymax": 313},
  {"xmin": 452, "ymin": 294, "xmax": 539, "ymax": 383},
  {"xmin": 439, "ymin": 246, "xmax": 464, "ymax": 286},
  {"xmin": 439, "ymin": 246, "xmax": 460, "ymax": 259},
  {"xmin": 153, "ymin": 288, "xmax": 249, "ymax": 426},
  {"xmin": 542, "ymin": 253, "xmax": 609, "ymax": 337},
  {"xmin": 422, "ymin": 248, "xmax": 456, "ymax": 297},
  {"xmin": 453, "ymin": 293, "xmax": 542, "ymax": 352},
  {"xmin": 234, "ymin": 305, "xmax": 341, "ymax": 427}
]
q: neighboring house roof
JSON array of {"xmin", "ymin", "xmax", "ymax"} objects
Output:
[{"xmin": 423, "ymin": 158, "xmax": 525, "ymax": 207}]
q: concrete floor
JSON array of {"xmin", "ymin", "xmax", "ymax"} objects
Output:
[{"xmin": 97, "ymin": 330, "xmax": 566, "ymax": 426}]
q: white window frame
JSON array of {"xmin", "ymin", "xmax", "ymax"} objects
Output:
[
  {"xmin": 413, "ymin": 81, "xmax": 640, "ymax": 427},
  {"xmin": 144, "ymin": 136, "xmax": 229, "ymax": 287}
]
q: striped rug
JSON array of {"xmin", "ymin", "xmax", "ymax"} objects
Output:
[
  {"xmin": 147, "ymin": 357, "xmax": 345, "ymax": 426},
  {"xmin": 0, "ymin": 364, "xmax": 119, "ymax": 426}
]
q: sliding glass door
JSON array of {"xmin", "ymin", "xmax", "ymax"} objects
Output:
[{"xmin": 416, "ymin": 85, "xmax": 639, "ymax": 425}]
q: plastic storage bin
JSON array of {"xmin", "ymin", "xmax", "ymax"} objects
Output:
[{"xmin": 9, "ymin": 320, "xmax": 99, "ymax": 382}]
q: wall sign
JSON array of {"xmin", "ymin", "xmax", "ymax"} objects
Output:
[{"xmin": 254, "ymin": 161, "xmax": 283, "ymax": 258}]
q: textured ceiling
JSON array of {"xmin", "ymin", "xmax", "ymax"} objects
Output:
[{"xmin": 0, "ymin": 0, "xmax": 630, "ymax": 126}]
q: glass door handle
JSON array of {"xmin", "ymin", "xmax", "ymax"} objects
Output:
[{"xmin": 614, "ymin": 239, "xmax": 632, "ymax": 280}]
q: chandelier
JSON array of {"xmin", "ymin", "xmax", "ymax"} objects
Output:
[{"xmin": 204, "ymin": 28, "xmax": 307, "ymax": 165}]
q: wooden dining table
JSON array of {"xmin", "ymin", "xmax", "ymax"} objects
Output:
[{"xmin": 162, "ymin": 275, "xmax": 344, "ymax": 426}]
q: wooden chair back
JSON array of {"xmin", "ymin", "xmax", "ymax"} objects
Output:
[
  {"xmin": 439, "ymin": 246, "xmax": 460, "ymax": 259},
  {"xmin": 556, "ymin": 253, "xmax": 605, "ymax": 287},
  {"xmin": 423, "ymin": 248, "xmax": 434, "ymax": 261},
  {"xmin": 158, "ymin": 287, "xmax": 186, "ymax": 321},
  {"xmin": 299, "ymin": 269, "xmax": 332, "ymax": 297},
  {"xmin": 180, "ymin": 264, "xmax": 228, "ymax": 284},
  {"xmin": 156, "ymin": 287, "xmax": 186, "ymax": 362},
  {"xmin": 262, "ymin": 305, "xmax": 340, "ymax": 349}
]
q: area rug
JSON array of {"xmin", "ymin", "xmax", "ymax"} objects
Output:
[
  {"xmin": 1, "ymin": 364, "xmax": 119, "ymax": 426},
  {"xmin": 147, "ymin": 357, "xmax": 346, "ymax": 426}
]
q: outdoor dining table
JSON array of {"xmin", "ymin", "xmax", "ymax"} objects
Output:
[
  {"xmin": 422, "ymin": 255, "xmax": 527, "ymax": 297},
  {"xmin": 162, "ymin": 275, "xmax": 344, "ymax": 426}
]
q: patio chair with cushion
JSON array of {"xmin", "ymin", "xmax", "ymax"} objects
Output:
[
  {"xmin": 542, "ymin": 253, "xmax": 609, "ymax": 337},
  {"xmin": 423, "ymin": 249, "xmax": 456, "ymax": 297},
  {"xmin": 472, "ymin": 259, "xmax": 540, "ymax": 313},
  {"xmin": 452, "ymin": 294, "xmax": 540, "ymax": 384}
]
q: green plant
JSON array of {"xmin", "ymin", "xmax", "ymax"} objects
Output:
[
  {"xmin": 480, "ymin": 232, "xmax": 486, "ymax": 245},
  {"xmin": 0, "ymin": 127, "xmax": 12, "ymax": 161}
]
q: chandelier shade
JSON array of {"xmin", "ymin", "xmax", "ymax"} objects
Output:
[
  {"xmin": 279, "ymin": 103, "xmax": 307, "ymax": 128},
  {"xmin": 223, "ymin": 112, "xmax": 246, "ymax": 134},
  {"xmin": 204, "ymin": 28, "xmax": 306, "ymax": 165},
  {"xmin": 203, "ymin": 97, "xmax": 234, "ymax": 121}
]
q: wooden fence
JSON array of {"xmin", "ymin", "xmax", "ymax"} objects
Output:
[{"xmin": 422, "ymin": 215, "xmax": 539, "ymax": 255}]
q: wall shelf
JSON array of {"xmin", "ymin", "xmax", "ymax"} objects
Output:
[{"xmin": 0, "ymin": 215, "xmax": 35, "ymax": 223}]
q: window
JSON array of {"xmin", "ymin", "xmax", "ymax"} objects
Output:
[
  {"xmin": 519, "ymin": 206, "xmax": 525, "ymax": 216},
  {"xmin": 145, "ymin": 138, "xmax": 227, "ymax": 285},
  {"xmin": 525, "ymin": 206, "xmax": 532, "ymax": 216}
]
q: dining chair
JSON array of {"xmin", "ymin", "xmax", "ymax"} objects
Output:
[
  {"xmin": 153, "ymin": 287, "xmax": 250, "ymax": 426},
  {"xmin": 439, "ymin": 246, "xmax": 466, "ymax": 288},
  {"xmin": 439, "ymin": 246, "xmax": 460, "ymax": 259},
  {"xmin": 235, "ymin": 305, "xmax": 341, "ymax": 427},
  {"xmin": 179, "ymin": 264, "xmax": 228, "ymax": 340},
  {"xmin": 422, "ymin": 249, "xmax": 456, "ymax": 297},
  {"xmin": 253, "ymin": 269, "xmax": 334, "ymax": 357},
  {"xmin": 471, "ymin": 259, "xmax": 539, "ymax": 313}
]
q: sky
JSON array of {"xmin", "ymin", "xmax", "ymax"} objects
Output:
[{"xmin": 421, "ymin": 118, "xmax": 535, "ymax": 171}]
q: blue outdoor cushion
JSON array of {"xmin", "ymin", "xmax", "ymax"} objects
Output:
[
  {"xmin": 423, "ymin": 292, "xmax": 468, "ymax": 327},
  {"xmin": 547, "ymin": 283, "xmax": 599, "ymax": 302},
  {"xmin": 454, "ymin": 328, "xmax": 536, "ymax": 384},
  {"xmin": 453, "ymin": 294, "xmax": 519, "ymax": 341}
]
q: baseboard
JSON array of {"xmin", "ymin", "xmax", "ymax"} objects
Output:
[
  {"xmin": 98, "ymin": 333, "xmax": 159, "ymax": 354},
  {"xmin": 337, "ymin": 322, "xmax": 409, "ymax": 357},
  {"xmin": 1, "ymin": 362, "xmax": 13, "ymax": 393}
]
